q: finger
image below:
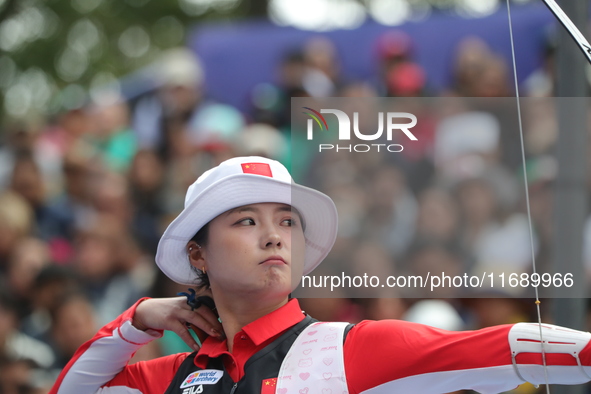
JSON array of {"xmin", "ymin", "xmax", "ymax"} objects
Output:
[
  {"xmin": 173, "ymin": 295, "xmax": 190, "ymax": 305},
  {"xmin": 180, "ymin": 308, "xmax": 222, "ymax": 338},
  {"xmin": 187, "ymin": 323, "xmax": 209, "ymax": 344},
  {"xmin": 175, "ymin": 295, "xmax": 220, "ymax": 330},
  {"xmin": 194, "ymin": 306, "xmax": 224, "ymax": 333},
  {"xmin": 172, "ymin": 320, "xmax": 200, "ymax": 352}
]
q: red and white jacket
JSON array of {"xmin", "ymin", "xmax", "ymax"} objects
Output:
[{"xmin": 50, "ymin": 298, "xmax": 591, "ymax": 394}]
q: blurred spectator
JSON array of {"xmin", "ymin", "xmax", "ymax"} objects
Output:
[
  {"xmin": 10, "ymin": 153, "xmax": 46, "ymax": 215},
  {"xmin": 132, "ymin": 48, "xmax": 206, "ymax": 160},
  {"xmin": 6, "ymin": 238, "xmax": 52, "ymax": 317},
  {"xmin": 0, "ymin": 191, "xmax": 33, "ymax": 272},
  {"xmin": 455, "ymin": 175, "xmax": 533, "ymax": 275},
  {"xmin": 433, "ymin": 111, "xmax": 501, "ymax": 180},
  {"xmin": 301, "ymin": 36, "xmax": 342, "ymax": 97},
  {"xmin": 0, "ymin": 286, "xmax": 55, "ymax": 370},
  {"xmin": 0, "ymin": 123, "xmax": 62, "ymax": 199},
  {"xmin": 278, "ymin": 50, "xmax": 307, "ymax": 97},
  {"xmin": 403, "ymin": 300, "xmax": 464, "ymax": 331},
  {"xmin": 522, "ymin": 98, "xmax": 557, "ymax": 156},
  {"xmin": 128, "ymin": 149, "xmax": 167, "ymax": 252},
  {"xmin": 41, "ymin": 149, "xmax": 96, "ymax": 264},
  {"xmin": 234, "ymin": 123, "xmax": 288, "ymax": 163},
  {"xmin": 519, "ymin": 156, "xmax": 556, "ymax": 273},
  {"xmin": 385, "ymin": 62, "xmax": 427, "ymax": 97},
  {"xmin": 373, "ymin": 30, "xmax": 415, "ymax": 96},
  {"xmin": 433, "ymin": 109, "xmax": 525, "ymax": 209},
  {"xmin": 324, "ymin": 182, "xmax": 368, "ymax": 240},
  {"xmin": 371, "ymin": 29, "xmax": 432, "ymax": 99},
  {"xmin": 91, "ymin": 171, "xmax": 133, "ymax": 224},
  {"xmin": 361, "ymin": 165, "xmax": 418, "ymax": 258},
  {"xmin": 9, "ymin": 152, "xmax": 75, "ymax": 245},
  {"xmin": 0, "ymin": 124, "xmax": 37, "ymax": 187},
  {"xmin": 189, "ymin": 104, "xmax": 244, "ymax": 149},
  {"xmin": 401, "ymin": 240, "xmax": 467, "ymax": 298},
  {"xmin": 188, "ymin": 103, "xmax": 244, "ymax": 165},
  {"xmin": 160, "ymin": 103, "xmax": 245, "ymax": 218},
  {"xmin": 415, "ymin": 187, "xmax": 461, "ymax": 246},
  {"xmin": 92, "ymin": 170, "xmax": 161, "ymax": 258},
  {"xmin": 129, "ymin": 149, "xmax": 166, "ymax": 217},
  {"xmin": 464, "ymin": 297, "xmax": 531, "ymax": 329},
  {"xmin": 385, "ymin": 97, "xmax": 438, "ymax": 193},
  {"xmin": 449, "ymin": 37, "xmax": 512, "ymax": 97},
  {"xmin": 250, "ymin": 49, "xmax": 309, "ymax": 129},
  {"xmin": 72, "ymin": 213, "xmax": 150, "ymax": 325},
  {"xmin": 523, "ymin": 26, "xmax": 556, "ymax": 97},
  {"xmin": 450, "ymin": 37, "xmax": 489, "ymax": 96},
  {"xmin": 348, "ymin": 241, "xmax": 397, "ymax": 298},
  {"xmin": 87, "ymin": 93, "xmax": 137, "ymax": 173},
  {"xmin": 21, "ymin": 266, "xmax": 80, "ymax": 340},
  {"xmin": 48, "ymin": 292, "xmax": 97, "ymax": 369},
  {"xmin": 0, "ymin": 357, "xmax": 44, "ymax": 394},
  {"xmin": 36, "ymin": 109, "xmax": 94, "ymax": 165}
]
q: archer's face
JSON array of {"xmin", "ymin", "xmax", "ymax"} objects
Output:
[{"xmin": 201, "ymin": 202, "xmax": 306, "ymax": 301}]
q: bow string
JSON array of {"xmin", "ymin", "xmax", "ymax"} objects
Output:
[{"xmin": 506, "ymin": 1, "xmax": 591, "ymax": 393}]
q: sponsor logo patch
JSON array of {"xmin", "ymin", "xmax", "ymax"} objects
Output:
[
  {"xmin": 182, "ymin": 386, "xmax": 203, "ymax": 394},
  {"xmin": 180, "ymin": 370, "xmax": 223, "ymax": 388}
]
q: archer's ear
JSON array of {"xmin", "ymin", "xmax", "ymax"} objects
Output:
[{"xmin": 187, "ymin": 242, "xmax": 205, "ymax": 268}]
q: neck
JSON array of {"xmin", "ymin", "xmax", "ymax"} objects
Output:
[{"xmin": 211, "ymin": 291, "xmax": 289, "ymax": 353}]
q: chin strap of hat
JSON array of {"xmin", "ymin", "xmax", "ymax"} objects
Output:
[{"xmin": 505, "ymin": 1, "xmax": 591, "ymax": 393}]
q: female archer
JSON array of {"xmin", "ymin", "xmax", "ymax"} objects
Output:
[{"xmin": 50, "ymin": 156, "xmax": 591, "ymax": 394}]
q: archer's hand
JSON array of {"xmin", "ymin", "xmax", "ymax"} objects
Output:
[{"xmin": 132, "ymin": 295, "xmax": 224, "ymax": 351}]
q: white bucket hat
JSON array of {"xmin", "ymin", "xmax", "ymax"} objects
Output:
[{"xmin": 156, "ymin": 156, "xmax": 338, "ymax": 285}]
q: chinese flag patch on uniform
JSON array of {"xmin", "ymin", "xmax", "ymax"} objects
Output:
[
  {"xmin": 241, "ymin": 163, "xmax": 273, "ymax": 177},
  {"xmin": 261, "ymin": 378, "xmax": 277, "ymax": 394}
]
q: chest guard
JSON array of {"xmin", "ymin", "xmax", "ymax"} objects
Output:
[{"xmin": 277, "ymin": 322, "xmax": 350, "ymax": 394}]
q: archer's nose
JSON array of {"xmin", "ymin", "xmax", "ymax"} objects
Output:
[{"xmin": 263, "ymin": 230, "xmax": 282, "ymax": 249}]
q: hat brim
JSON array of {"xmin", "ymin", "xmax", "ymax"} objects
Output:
[{"xmin": 156, "ymin": 174, "xmax": 338, "ymax": 286}]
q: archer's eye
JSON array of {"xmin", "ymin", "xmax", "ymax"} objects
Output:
[
  {"xmin": 282, "ymin": 218, "xmax": 296, "ymax": 227},
  {"xmin": 237, "ymin": 218, "xmax": 255, "ymax": 226}
]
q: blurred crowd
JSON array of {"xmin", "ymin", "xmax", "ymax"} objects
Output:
[{"xmin": 0, "ymin": 28, "xmax": 583, "ymax": 394}]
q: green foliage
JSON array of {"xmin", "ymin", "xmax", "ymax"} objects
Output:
[{"xmin": 0, "ymin": 0, "xmax": 257, "ymax": 123}]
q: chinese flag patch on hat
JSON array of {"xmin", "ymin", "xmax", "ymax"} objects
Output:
[
  {"xmin": 261, "ymin": 378, "xmax": 277, "ymax": 394},
  {"xmin": 241, "ymin": 162, "xmax": 272, "ymax": 177}
]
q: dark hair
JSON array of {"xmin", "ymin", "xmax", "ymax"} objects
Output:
[{"xmin": 190, "ymin": 223, "xmax": 210, "ymax": 289}]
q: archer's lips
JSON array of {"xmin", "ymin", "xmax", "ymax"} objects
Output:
[{"xmin": 260, "ymin": 256, "xmax": 287, "ymax": 265}]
